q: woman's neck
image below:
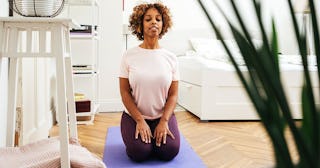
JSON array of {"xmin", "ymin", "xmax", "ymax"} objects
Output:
[{"xmin": 140, "ymin": 38, "xmax": 160, "ymax": 49}]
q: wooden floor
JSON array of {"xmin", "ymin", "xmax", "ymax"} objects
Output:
[{"xmin": 51, "ymin": 111, "xmax": 298, "ymax": 168}]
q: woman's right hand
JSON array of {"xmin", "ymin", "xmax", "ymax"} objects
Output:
[{"xmin": 135, "ymin": 120, "xmax": 152, "ymax": 143}]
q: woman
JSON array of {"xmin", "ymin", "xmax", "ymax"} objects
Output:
[{"xmin": 119, "ymin": 2, "xmax": 180, "ymax": 162}]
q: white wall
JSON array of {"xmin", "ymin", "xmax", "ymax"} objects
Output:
[
  {"xmin": 125, "ymin": 0, "xmax": 313, "ymax": 55},
  {"xmin": 263, "ymin": 0, "xmax": 299, "ymax": 54},
  {"xmin": 125, "ymin": 0, "xmax": 216, "ymax": 56},
  {"xmin": 0, "ymin": 0, "xmax": 8, "ymax": 16},
  {"xmin": 98, "ymin": 0, "xmax": 123, "ymax": 112},
  {"xmin": 0, "ymin": 0, "xmax": 8, "ymax": 147},
  {"xmin": 195, "ymin": 0, "xmax": 300, "ymax": 54},
  {"xmin": 101, "ymin": 0, "xmax": 296, "ymax": 112},
  {"xmin": 97, "ymin": 0, "xmax": 319, "ymax": 112},
  {"xmin": 124, "ymin": 0, "xmax": 301, "ymax": 55},
  {"xmin": 98, "ymin": 0, "xmax": 217, "ymax": 112},
  {"xmin": 203, "ymin": 0, "xmax": 320, "ymax": 54}
]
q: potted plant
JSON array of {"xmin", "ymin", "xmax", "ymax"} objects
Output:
[{"xmin": 198, "ymin": 0, "xmax": 319, "ymax": 167}]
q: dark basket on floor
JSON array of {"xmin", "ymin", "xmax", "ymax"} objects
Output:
[{"xmin": 9, "ymin": 0, "xmax": 65, "ymax": 17}]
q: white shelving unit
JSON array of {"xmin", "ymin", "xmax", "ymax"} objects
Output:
[{"xmin": 66, "ymin": 0, "xmax": 100, "ymax": 125}]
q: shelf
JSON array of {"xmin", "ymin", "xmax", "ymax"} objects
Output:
[
  {"xmin": 93, "ymin": 103, "xmax": 100, "ymax": 113},
  {"xmin": 75, "ymin": 103, "xmax": 99, "ymax": 115},
  {"xmin": 68, "ymin": 0, "xmax": 99, "ymax": 6},
  {"xmin": 75, "ymin": 103, "xmax": 99, "ymax": 125},
  {"xmin": 76, "ymin": 111, "xmax": 92, "ymax": 117},
  {"xmin": 76, "ymin": 120, "xmax": 93, "ymax": 125},
  {"xmin": 67, "ymin": 0, "xmax": 100, "ymax": 126},
  {"xmin": 73, "ymin": 72, "xmax": 98, "ymax": 78},
  {"xmin": 70, "ymin": 33, "xmax": 99, "ymax": 39}
]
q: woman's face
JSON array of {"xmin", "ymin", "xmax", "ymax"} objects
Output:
[{"xmin": 142, "ymin": 7, "xmax": 163, "ymax": 39}]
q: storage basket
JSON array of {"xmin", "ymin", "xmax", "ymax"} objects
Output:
[{"xmin": 10, "ymin": 0, "xmax": 65, "ymax": 17}]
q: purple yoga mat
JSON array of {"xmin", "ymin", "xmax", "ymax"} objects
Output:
[{"xmin": 103, "ymin": 126, "xmax": 206, "ymax": 168}]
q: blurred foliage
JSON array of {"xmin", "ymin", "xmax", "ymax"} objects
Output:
[{"xmin": 198, "ymin": 0, "xmax": 320, "ymax": 167}]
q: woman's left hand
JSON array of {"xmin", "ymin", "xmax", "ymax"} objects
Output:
[{"xmin": 154, "ymin": 120, "xmax": 175, "ymax": 147}]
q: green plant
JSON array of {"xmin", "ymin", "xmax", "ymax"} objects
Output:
[{"xmin": 198, "ymin": 0, "xmax": 319, "ymax": 167}]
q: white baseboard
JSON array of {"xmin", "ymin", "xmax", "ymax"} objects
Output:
[{"xmin": 175, "ymin": 104, "xmax": 186, "ymax": 112}]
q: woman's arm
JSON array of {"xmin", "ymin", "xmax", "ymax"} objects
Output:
[
  {"xmin": 154, "ymin": 81, "xmax": 179, "ymax": 146},
  {"xmin": 119, "ymin": 77, "xmax": 152, "ymax": 143}
]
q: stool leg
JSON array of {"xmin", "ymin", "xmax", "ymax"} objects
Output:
[
  {"xmin": 53, "ymin": 26, "xmax": 70, "ymax": 168},
  {"xmin": 6, "ymin": 27, "xmax": 19, "ymax": 147},
  {"xmin": 0, "ymin": 22, "xmax": 3, "ymax": 80},
  {"xmin": 64, "ymin": 28, "xmax": 77, "ymax": 138},
  {"xmin": 6, "ymin": 58, "xmax": 18, "ymax": 147},
  {"xmin": 65, "ymin": 57, "xmax": 78, "ymax": 139},
  {"xmin": 0, "ymin": 23, "xmax": 3, "ymax": 118}
]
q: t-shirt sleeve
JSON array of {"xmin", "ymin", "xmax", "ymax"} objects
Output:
[
  {"xmin": 172, "ymin": 56, "xmax": 180, "ymax": 81},
  {"xmin": 119, "ymin": 53, "xmax": 129, "ymax": 78}
]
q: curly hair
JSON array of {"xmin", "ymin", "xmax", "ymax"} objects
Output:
[{"xmin": 129, "ymin": 2, "xmax": 173, "ymax": 41}]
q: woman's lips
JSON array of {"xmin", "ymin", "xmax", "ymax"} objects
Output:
[{"xmin": 150, "ymin": 26, "xmax": 158, "ymax": 31}]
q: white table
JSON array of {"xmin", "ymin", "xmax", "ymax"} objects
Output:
[{"xmin": 0, "ymin": 17, "xmax": 78, "ymax": 168}]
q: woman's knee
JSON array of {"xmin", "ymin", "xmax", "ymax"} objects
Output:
[
  {"xmin": 155, "ymin": 141, "xmax": 180, "ymax": 161},
  {"xmin": 126, "ymin": 143, "xmax": 153, "ymax": 162}
]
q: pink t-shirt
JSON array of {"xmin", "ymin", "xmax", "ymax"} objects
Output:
[{"xmin": 119, "ymin": 46, "xmax": 180, "ymax": 119}]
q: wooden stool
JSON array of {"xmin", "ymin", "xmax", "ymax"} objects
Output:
[{"xmin": 0, "ymin": 17, "xmax": 78, "ymax": 168}]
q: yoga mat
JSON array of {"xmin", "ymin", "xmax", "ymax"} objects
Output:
[{"xmin": 103, "ymin": 126, "xmax": 206, "ymax": 168}]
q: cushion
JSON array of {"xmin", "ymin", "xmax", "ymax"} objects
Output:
[
  {"xmin": 0, "ymin": 137, "xmax": 106, "ymax": 168},
  {"xmin": 189, "ymin": 38, "xmax": 244, "ymax": 65}
]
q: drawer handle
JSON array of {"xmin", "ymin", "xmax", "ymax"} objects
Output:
[{"xmin": 183, "ymin": 83, "xmax": 192, "ymax": 89}]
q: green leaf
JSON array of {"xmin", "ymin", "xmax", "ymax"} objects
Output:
[
  {"xmin": 198, "ymin": 0, "xmax": 320, "ymax": 167},
  {"xmin": 309, "ymin": 0, "xmax": 320, "ymax": 82},
  {"xmin": 271, "ymin": 19, "xmax": 280, "ymax": 75},
  {"xmin": 301, "ymin": 84, "xmax": 313, "ymax": 149},
  {"xmin": 307, "ymin": 1, "xmax": 320, "ymax": 162}
]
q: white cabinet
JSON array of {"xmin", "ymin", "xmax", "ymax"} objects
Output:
[{"xmin": 66, "ymin": 0, "xmax": 100, "ymax": 124}]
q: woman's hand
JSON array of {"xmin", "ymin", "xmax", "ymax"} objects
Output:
[
  {"xmin": 135, "ymin": 120, "xmax": 152, "ymax": 143},
  {"xmin": 154, "ymin": 120, "xmax": 175, "ymax": 147}
]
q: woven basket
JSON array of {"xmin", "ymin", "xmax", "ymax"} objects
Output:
[{"xmin": 10, "ymin": 0, "xmax": 65, "ymax": 17}]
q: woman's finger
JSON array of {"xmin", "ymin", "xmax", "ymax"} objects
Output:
[
  {"xmin": 168, "ymin": 130, "xmax": 175, "ymax": 139},
  {"xmin": 147, "ymin": 130, "xmax": 152, "ymax": 143},
  {"xmin": 156, "ymin": 132, "xmax": 163, "ymax": 146},
  {"xmin": 135, "ymin": 129, "xmax": 139, "ymax": 139},
  {"xmin": 145, "ymin": 130, "xmax": 150, "ymax": 143},
  {"xmin": 140, "ymin": 131, "xmax": 146, "ymax": 142},
  {"xmin": 163, "ymin": 132, "xmax": 167, "ymax": 144}
]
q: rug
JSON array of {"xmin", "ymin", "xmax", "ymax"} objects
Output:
[{"xmin": 103, "ymin": 126, "xmax": 206, "ymax": 168}]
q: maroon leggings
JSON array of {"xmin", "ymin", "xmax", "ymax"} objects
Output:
[{"xmin": 120, "ymin": 112, "xmax": 180, "ymax": 162}]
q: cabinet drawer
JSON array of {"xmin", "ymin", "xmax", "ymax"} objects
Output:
[{"xmin": 178, "ymin": 82, "xmax": 202, "ymax": 117}]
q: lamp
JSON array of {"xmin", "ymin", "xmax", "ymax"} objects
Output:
[
  {"xmin": 123, "ymin": 23, "xmax": 130, "ymax": 50},
  {"xmin": 294, "ymin": 0, "xmax": 313, "ymax": 55},
  {"xmin": 294, "ymin": 0, "xmax": 309, "ymax": 13}
]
